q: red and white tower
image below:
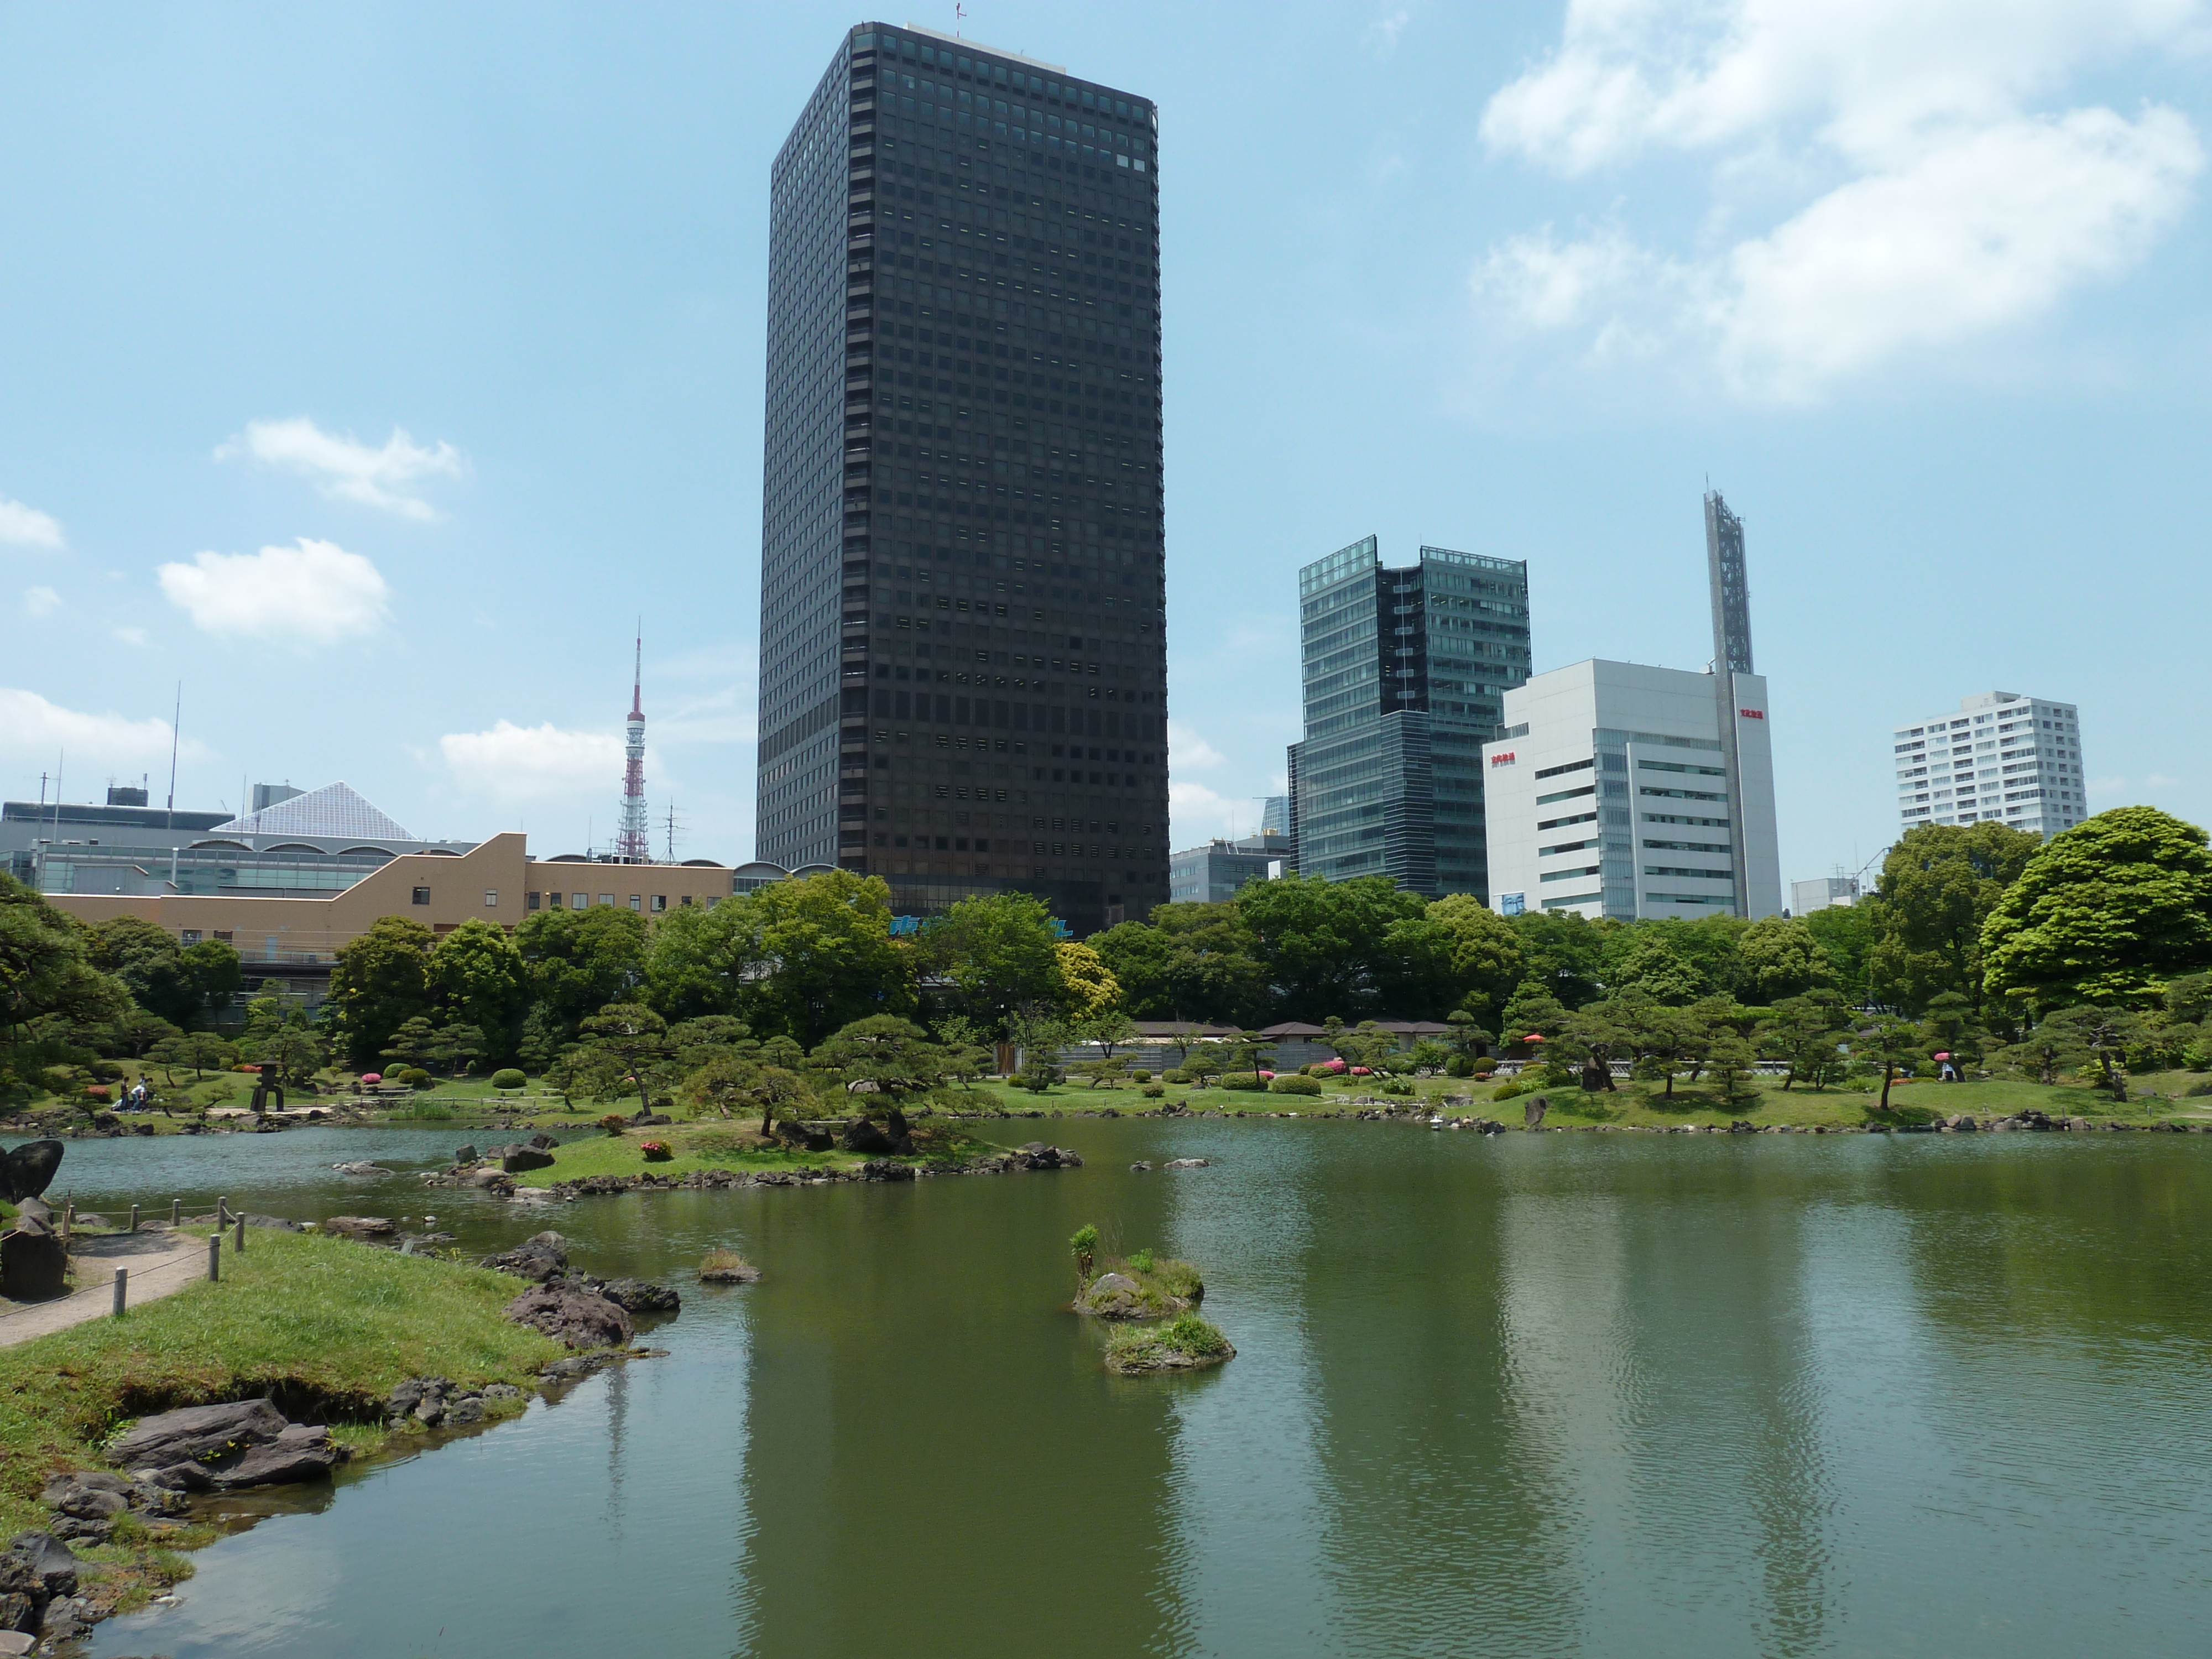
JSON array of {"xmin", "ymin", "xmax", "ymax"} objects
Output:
[{"xmin": 616, "ymin": 630, "xmax": 650, "ymax": 864}]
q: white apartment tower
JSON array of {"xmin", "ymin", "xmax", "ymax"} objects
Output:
[
  {"xmin": 1480, "ymin": 491, "xmax": 1782, "ymax": 922},
  {"xmin": 1894, "ymin": 692, "xmax": 2086, "ymax": 836}
]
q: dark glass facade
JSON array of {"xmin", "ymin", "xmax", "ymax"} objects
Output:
[
  {"xmin": 1287, "ymin": 538, "xmax": 1530, "ymax": 898},
  {"xmin": 755, "ymin": 23, "xmax": 1166, "ymax": 935}
]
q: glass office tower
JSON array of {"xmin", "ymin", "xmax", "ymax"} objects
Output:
[
  {"xmin": 1287, "ymin": 537, "xmax": 1530, "ymax": 896},
  {"xmin": 755, "ymin": 23, "xmax": 1167, "ymax": 934}
]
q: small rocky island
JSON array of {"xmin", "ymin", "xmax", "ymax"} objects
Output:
[{"xmin": 1070, "ymin": 1235, "xmax": 1234, "ymax": 1375}]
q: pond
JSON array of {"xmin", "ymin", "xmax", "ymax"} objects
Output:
[{"xmin": 37, "ymin": 1120, "xmax": 2212, "ymax": 1658}]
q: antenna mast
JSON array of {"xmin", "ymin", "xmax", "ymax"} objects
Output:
[{"xmin": 616, "ymin": 625, "xmax": 651, "ymax": 863}]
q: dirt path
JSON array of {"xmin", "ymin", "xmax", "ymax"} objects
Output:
[{"xmin": 0, "ymin": 1234, "xmax": 210, "ymax": 1348}]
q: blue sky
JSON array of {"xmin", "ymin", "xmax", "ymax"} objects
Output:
[{"xmin": 4, "ymin": 1, "xmax": 2209, "ymax": 891}]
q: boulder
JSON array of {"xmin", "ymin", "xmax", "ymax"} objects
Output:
[
  {"xmin": 6, "ymin": 1531, "xmax": 77, "ymax": 1600},
  {"xmin": 859, "ymin": 1159, "xmax": 915, "ymax": 1182},
  {"xmin": 481, "ymin": 1233, "xmax": 568, "ymax": 1282},
  {"xmin": 1524, "ymin": 1095, "xmax": 1550, "ymax": 1129},
  {"xmin": 700, "ymin": 1263, "xmax": 761, "ymax": 1285},
  {"xmin": 453, "ymin": 1144, "xmax": 478, "ymax": 1163},
  {"xmin": 774, "ymin": 1120, "xmax": 834, "ymax": 1152},
  {"xmin": 0, "ymin": 1141, "xmax": 62, "ymax": 1203},
  {"xmin": 528, "ymin": 1132, "xmax": 556, "ymax": 1150},
  {"xmin": 501, "ymin": 1147, "xmax": 556, "ymax": 1173},
  {"xmin": 503, "ymin": 1283, "xmax": 634, "ymax": 1349},
  {"xmin": 0, "ymin": 1225, "xmax": 67, "ymax": 1301},
  {"xmin": 1130, "ymin": 1160, "xmax": 1152, "ymax": 1172},
  {"xmin": 209, "ymin": 1425, "xmax": 342, "ymax": 1489},
  {"xmin": 322, "ymin": 1215, "xmax": 396, "ymax": 1237},
  {"xmin": 1162, "ymin": 1157, "xmax": 1211, "ymax": 1168},
  {"xmin": 1081, "ymin": 1272, "xmax": 1146, "ymax": 1320},
  {"xmin": 110, "ymin": 1398, "xmax": 288, "ymax": 1469},
  {"xmin": 330, "ymin": 1161, "xmax": 391, "ymax": 1177},
  {"xmin": 841, "ymin": 1116, "xmax": 895, "ymax": 1154},
  {"xmin": 599, "ymin": 1277, "xmax": 680, "ymax": 1315}
]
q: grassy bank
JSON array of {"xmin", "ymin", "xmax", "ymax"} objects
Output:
[
  {"xmin": 0, "ymin": 1230, "xmax": 559, "ymax": 1551},
  {"xmin": 510, "ymin": 1117, "xmax": 1002, "ymax": 1187}
]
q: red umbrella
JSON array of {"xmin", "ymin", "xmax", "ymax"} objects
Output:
[
  {"xmin": 1933, "ymin": 1052, "xmax": 1952, "ymax": 1061},
  {"xmin": 1525, "ymin": 1034, "xmax": 1546, "ymax": 1043}
]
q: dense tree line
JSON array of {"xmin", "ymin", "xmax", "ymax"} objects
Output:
[{"xmin": 6, "ymin": 804, "xmax": 2210, "ymax": 1109}]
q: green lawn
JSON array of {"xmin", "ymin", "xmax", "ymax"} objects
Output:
[
  {"xmin": 508, "ymin": 1117, "xmax": 1002, "ymax": 1187},
  {"xmin": 0, "ymin": 1229, "xmax": 559, "ymax": 1599}
]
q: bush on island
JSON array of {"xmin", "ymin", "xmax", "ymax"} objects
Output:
[
  {"xmin": 640, "ymin": 1140, "xmax": 674, "ymax": 1162},
  {"xmin": 1218, "ymin": 1073, "xmax": 1265, "ymax": 1091},
  {"xmin": 491, "ymin": 1068, "xmax": 526, "ymax": 1092},
  {"xmin": 1270, "ymin": 1074, "xmax": 1322, "ymax": 1096}
]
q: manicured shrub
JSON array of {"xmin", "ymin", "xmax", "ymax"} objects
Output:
[
  {"xmin": 490, "ymin": 1068, "xmax": 526, "ymax": 1092},
  {"xmin": 1378, "ymin": 1077, "xmax": 1415, "ymax": 1096},
  {"xmin": 1140, "ymin": 1083, "xmax": 1165, "ymax": 1098},
  {"xmin": 640, "ymin": 1140, "xmax": 674, "ymax": 1162},
  {"xmin": 599, "ymin": 1113, "xmax": 630, "ymax": 1135},
  {"xmin": 1493, "ymin": 1077, "xmax": 1527, "ymax": 1101},
  {"xmin": 1218, "ymin": 1073, "xmax": 1265, "ymax": 1091},
  {"xmin": 1471, "ymin": 1058, "xmax": 1498, "ymax": 1077},
  {"xmin": 1270, "ymin": 1074, "xmax": 1322, "ymax": 1096},
  {"xmin": 1159, "ymin": 1068, "xmax": 1188, "ymax": 1084},
  {"xmin": 397, "ymin": 1067, "xmax": 433, "ymax": 1090}
]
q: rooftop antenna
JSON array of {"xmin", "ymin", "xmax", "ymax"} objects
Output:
[{"xmin": 165, "ymin": 682, "xmax": 181, "ymax": 829}]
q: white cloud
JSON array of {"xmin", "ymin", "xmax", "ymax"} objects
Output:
[
  {"xmin": 0, "ymin": 688, "xmax": 205, "ymax": 767},
  {"xmin": 0, "ymin": 494, "xmax": 64, "ymax": 550},
  {"xmin": 218, "ymin": 416, "xmax": 466, "ymax": 520},
  {"xmin": 158, "ymin": 538, "xmax": 390, "ymax": 644},
  {"xmin": 439, "ymin": 721, "xmax": 625, "ymax": 802},
  {"xmin": 22, "ymin": 586, "xmax": 60, "ymax": 618},
  {"xmin": 1365, "ymin": 7, "xmax": 1412, "ymax": 56},
  {"xmin": 1475, "ymin": 0, "xmax": 2207, "ymax": 398},
  {"xmin": 1168, "ymin": 719, "xmax": 1227, "ymax": 771},
  {"xmin": 112, "ymin": 626, "xmax": 149, "ymax": 648}
]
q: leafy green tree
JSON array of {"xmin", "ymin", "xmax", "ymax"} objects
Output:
[
  {"xmin": 1443, "ymin": 1009, "xmax": 1495, "ymax": 1071},
  {"xmin": 1704, "ymin": 1028, "xmax": 1758, "ymax": 1106},
  {"xmin": 1426, "ymin": 894, "xmax": 1525, "ymax": 1021},
  {"xmin": 381, "ymin": 1015, "xmax": 440, "ymax": 1071},
  {"xmin": 429, "ymin": 920, "xmax": 530, "ymax": 1065},
  {"xmin": 1557, "ymin": 999, "xmax": 1641, "ymax": 1092},
  {"xmin": 758, "ymin": 1034, "xmax": 806, "ymax": 1072},
  {"xmin": 810, "ymin": 1014, "xmax": 945, "ymax": 1110},
  {"xmin": 1736, "ymin": 915, "xmax": 1835, "ymax": 1004},
  {"xmin": 924, "ymin": 891, "xmax": 1065, "ymax": 1039},
  {"xmin": 1628, "ymin": 1001, "xmax": 1704, "ymax": 1097},
  {"xmin": 1866, "ymin": 821, "xmax": 2041, "ymax": 1016},
  {"xmin": 83, "ymin": 916, "xmax": 197, "ymax": 1025},
  {"xmin": 1801, "ymin": 901, "xmax": 1877, "ymax": 1006},
  {"xmin": 2166, "ymin": 972, "xmax": 2212, "ymax": 1025},
  {"xmin": 1499, "ymin": 980, "xmax": 1569, "ymax": 1051},
  {"xmin": 180, "ymin": 937, "xmax": 243, "ymax": 1024},
  {"xmin": 327, "ymin": 915, "xmax": 436, "ymax": 1068},
  {"xmin": 1982, "ymin": 807, "xmax": 2212, "ymax": 1011},
  {"xmin": 644, "ymin": 871, "xmax": 912, "ymax": 1044},
  {"xmin": 1088, "ymin": 901, "xmax": 1271, "ymax": 1027},
  {"xmin": 2035, "ymin": 1005, "xmax": 2143, "ymax": 1103},
  {"xmin": 1604, "ymin": 932, "xmax": 1705, "ymax": 1005},
  {"xmin": 1857, "ymin": 1017, "xmax": 1926, "ymax": 1112},
  {"xmin": 1236, "ymin": 874, "xmax": 1426, "ymax": 1020},
  {"xmin": 1220, "ymin": 1030, "xmax": 1276, "ymax": 1082},
  {"xmin": 1505, "ymin": 909, "xmax": 1610, "ymax": 1008},
  {"xmin": 109, "ymin": 1009, "xmax": 182, "ymax": 1061},
  {"xmin": 270, "ymin": 1027, "xmax": 327, "ymax": 1086},
  {"xmin": 516, "ymin": 904, "xmax": 650, "ymax": 1040},
  {"xmin": 933, "ymin": 1015, "xmax": 993, "ymax": 1089},
  {"xmin": 577, "ymin": 1002, "xmax": 674, "ymax": 1117},
  {"xmin": 427, "ymin": 1021, "xmax": 486, "ymax": 1077},
  {"xmin": 1368, "ymin": 914, "xmax": 1459, "ymax": 1020},
  {"xmin": 1756, "ymin": 992, "xmax": 1849, "ymax": 1091}
]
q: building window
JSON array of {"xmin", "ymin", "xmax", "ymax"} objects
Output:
[
  {"xmin": 181, "ymin": 929, "xmax": 202, "ymax": 945},
  {"xmin": 629, "ymin": 895, "xmax": 643, "ymax": 911},
  {"xmin": 412, "ymin": 886, "xmax": 431, "ymax": 905},
  {"xmin": 484, "ymin": 889, "xmax": 499, "ymax": 907},
  {"xmin": 598, "ymin": 894, "xmax": 614, "ymax": 907},
  {"xmin": 214, "ymin": 930, "xmax": 233, "ymax": 943},
  {"xmin": 572, "ymin": 893, "xmax": 587, "ymax": 910},
  {"xmin": 527, "ymin": 891, "xmax": 541, "ymax": 911},
  {"xmin": 680, "ymin": 894, "xmax": 693, "ymax": 906},
  {"xmin": 651, "ymin": 895, "xmax": 667, "ymax": 912}
]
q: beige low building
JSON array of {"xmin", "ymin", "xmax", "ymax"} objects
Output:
[{"xmin": 50, "ymin": 832, "xmax": 737, "ymax": 1001}]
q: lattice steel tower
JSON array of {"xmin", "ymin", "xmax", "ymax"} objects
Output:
[{"xmin": 617, "ymin": 631, "xmax": 650, "ymax": 864}]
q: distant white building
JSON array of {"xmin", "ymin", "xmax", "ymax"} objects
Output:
[
  {"xmin": 1790, "ymin": 875, "xmax": 1859, "ymax": 914},
  {"xmin": 1893, "ymin": 692, "xmax": 2086, "ymax": 836},
  {"xmin": 1483, "ymin": 659, "xmax": 1782, "ymax": 922}
]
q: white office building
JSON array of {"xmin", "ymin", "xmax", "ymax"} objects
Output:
[
  {"xmin": 1483, "ymin": 659, "xmax": 1782, "ymax": 921},
  {"xmin": 1790, "ymin": 875, "xmax": 1859, "ymax": 914},
  {"xmin": 1893, "ymin": 692, "xmax": 2086, "ymax": 836}
]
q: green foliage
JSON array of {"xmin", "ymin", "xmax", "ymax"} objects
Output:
[
  {"xmin": 407, "ymin": 1097, "xmax": 453, "ymax": 1120},
  {"xmin": 0, "ymin": 873, "xmax": 131, "ymax": 1096},
  {"xmin": 1982, "ymin": 807, "xmax": 2212, "ymax": 1010},
  {"xmin": 327, "ymin": 915, "xmax": 436, "ymax": 1069},
  {"xmin": 514, "ymin": 904, "xmax": 649, "ymax": 1042},
  {"xmin": 1499, "ymin": 980, "xmax": 1569, "ymax": 1049},
  {"xmin": 82, "ymin": 915, "xmax": 196, "ymax": 1025},
  {"xmin": 810, "ymin": 1014, "xmax": 944, "ymax": 1108},
  {"xmin": 1802, "ymin": 902, "xmax": 1877, "ymax": 1005},
  {"xmin": 1070, "ymin": 1223, "xmax": 1099, "ymax": 1282},
  {"xmin": 1736, "ymin": 915, "xmax": 1835, "ymax": 1003},
  {"xmin": 1602, "ymin": 931, "xmax": 1708, "ymax": 1005},
  {"xmin": 1269, "ymin": 1073, "xmax": 1322, "ymax": 1095},
  {"xmin": 1425, "ymin": 895, "xmax": 1525, "ymax": 1020},
  {"xmin": 2031, "ymin": 1005, "xmax": 2143, "ymax": 1102},
  {"xmin": 1126, "ymin": 1247, "xmax": 1155, "ymax": 1274},
  {"xmin": 1504, "ymin": 909, "xmax": 1609, "ymax": 1007},
  {"xmin": 641, "ymin": 871, "xmax": 912, "ymax": 1044},
  {"xmin": 1234, "ymin": 874, "xmax": 1426, "ymax": 1020},
  {"xmin": 1866, "ymin": 821, "xmax": 2041, "ymax": 1015},
  {"xmin": 1141, "ymin": 1082, "xmax": 1165, "ymax": 1098},
  {"xmin": 577, "ymin": 1002, "xmax": 673, "ymax": 1115},
  {"xmin": 922, "ymin": 890, "xmax": 1066, "ymax": 1038},
  {"xmin": 1756, "ymin": 992, "xmax": 1850, "ymax": 1092},
  {"xmin": 427, "ymin": 919, "xmax": 530, "ymax": 1065},
  {"xmin": 1089, "ymin": 901, "xmax": 1270, "ymax": 1026},
  {"xmin": 490, "ymin": 1067, "xmax": 526, "ymax": 1091},
  {"xmin": 1218, "ymin": 1072, "xmax": 1265, "ymax": 1091}
]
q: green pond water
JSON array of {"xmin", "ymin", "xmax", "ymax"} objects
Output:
[{"xmin": 32, "ymin": 1119, "xmax": 2212, "ymax": 1658}]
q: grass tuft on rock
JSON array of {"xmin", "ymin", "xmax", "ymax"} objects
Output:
[{"xmin": 1105, "ymin": 1313, "xmax": 1234, "ymax": 1374}]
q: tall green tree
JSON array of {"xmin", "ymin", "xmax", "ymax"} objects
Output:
[
  {"xmin": 83, "ymin": 915, "xmax": 198, "ymax": 1025},
  {"xmin": 1235, "ymin": 874, "xmax": 1426, "ymax": 1020},
  {"xmin": 1801, "ymin": 902, "xmax": 1877, "ymax": 1006},
  {"xmin": 1981, "ymin": 807, "xmax": 2212, "ymax": 1010},
  {"xmin": 810, "ymin": 1015, "xmax": 945, "ymax": 1111},
  {"xmin": 644, "ymin": 870, "xmax": 912, "ymax": 1045},
  {"xmin": 2034, "ymin": 1005, "xmax": 2143, "ymax": 1103},
  {"xmin": 1866, "ymin": 821, "xmax": 2041, "ymax": 1016},
  {"xmin": 1755, "ymin": 992, "xmax": 1849, "ymax": 1091},
  {"xmin": 326, "ymin": 915, "xmax": 435, "ymax": 1068},
  {"xmin": 429, "ymin": 919, "xmax": 530, "ymax": 1064},
  {"xmin": 1736, "ymin": 915, "xmax": 1835, "ymax": 1004},
  {"xmin": 923, "ymin": 890, "xmax": 1065, "ymax": 1039},
  {"xmin": 1499, "ymin": 980, "xmax": 1570, "ymax": 1051},
  {"xmin": 1088, "ymin": 901, "xmax": 1270, "ymax": 1027},
  {"xmin": 1603, "ymin": 931, "xmax": 1705, "ymax": 1005},
  {"xmin": 1505, "ymin": 909, "xmax": 1610, "ymax": 1008},
  {"xmin": 515, "ymin": 904, "xmax": 650, "ymax": 1040},
  {"xmin": 1426, "ymin": 894, "xmax": 1526, "ymax": 1019},
  {"xmin": 577, "ymin": 1002, "xmax": 675, "ymax": 1117}
]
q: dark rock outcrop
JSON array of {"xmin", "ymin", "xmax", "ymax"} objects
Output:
[
  {"xmin": 0, "ymin": 1141, "xmax": 63, "ymax": 1203},
  {"xmin": 321, "ymin": 1215, "xmax": 395, "ymax": 1237},
  {"xmin": 501, "ymin": 1146, "xmax": 556, "ymax": 1173},
  {"xmin": 503, "ymin": 1283, "xmax": 634, "ymax": 1349},
  {"xmin": 598, "ymin": 1277, "xmax": 680, "ymax": 1315},
  {"xmin": 859, "ymin": 1159, "xmax": 915, "ymax": 1181},
  {"xmin": 1081, "ymin": 1272, "xmax": 1146, "ymax": 1320},
  {"xmin": 1524, "ymin": 1095, "xmax": 1550, "ymax": 1129},
  {"xmin": 481, "ymin": 1233, "xmax": 568, "ymax": 1281},
  {"xmin": 109, "ymin": 1398, "xmax": 343, "ymax": 1492},
  {"xmin": 775, "ymin": 1120, "xmax": 834, "ymax": 1152},
  {"xmin": 1, "ymin": 1223, "xmax": 67, "ymax": 1301}
]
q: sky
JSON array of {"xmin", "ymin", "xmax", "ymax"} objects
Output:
[{"xmin": 4, "ymin": 0, "xmax": 2209, "ymax": 893}]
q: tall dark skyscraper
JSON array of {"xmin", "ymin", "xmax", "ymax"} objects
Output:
[
  {"xmin": 1287, "ymin": 538, "xmax": 1531, "ymax": 897},
  {"xmin": 755, "ymin": 23, "xmax": 1166, "ymax": 935}
]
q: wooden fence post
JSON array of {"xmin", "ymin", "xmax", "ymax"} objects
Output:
[
  {"xmin": 207, "ymin": 1234, "xmax": 221, "ymax": 1282},
  {"xmin": 234, "ymin": 1215, "xmax": 247, "ymax": 1255},
  {"xmin": 112, "ymin": 1267, "xmax": 128, "ymax": 1318}
]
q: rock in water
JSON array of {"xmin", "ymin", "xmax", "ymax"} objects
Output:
[
  {"xmin": 208, "ymin": 1425, "xmax": 343, "ymax": 1490},
  {"xmin": 330, "ymin": 1160, "xmax": 391, "ymax": 1176},
  {"xmin": 481, "ymin": 1233, "xmax": 568, "ymax": 1281},
  {"xmin": 503, "ymin": 1284, "xmax": 634, "ymax": 1349},
  {"xmin": 453, "ymin": 1144, "xmax": 478, "ymax": 1163},
  {"xmin": 1081, "ymin": 1272, "xmax": 1147, "ymax": 1320},
  {"xmin": 1162, "ymin": 1157, "xmax": 1211, "ymax": 1169},
  {"xmin": 0, "ymin": 1224, "xmax": 67, "ymax": 1301},
  {"xmin": 599, "ymin": 1278, "xmax": 681, "ymax": 1315},
  {"xmin": 501, "ymin": 1146, "xmax": 556, "ymax": 1173},
  {"xmin": 1, "ymin": 1141, "xmax": 63, "ymax": 1203},
  {"xmin": 322, "ymin": 1215, "xmax": 397, "ymax": 1237},
  {"xmin": 1524, "ymin": 1095, "xmax": 1549, "ymax": 1129}
]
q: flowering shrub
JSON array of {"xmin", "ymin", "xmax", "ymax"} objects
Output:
[
  {"xmin": 640, "ymin": 1140, "xmax": 674, "ymax": 1162},
  {"xmin": 599, "ymin": 1114, "xmax": 630, "ymax": 1136}
]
